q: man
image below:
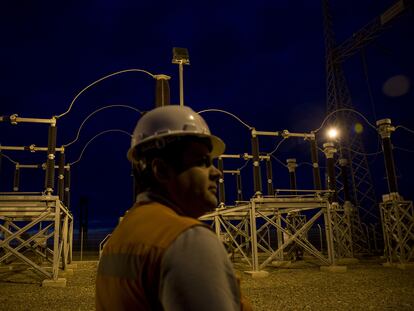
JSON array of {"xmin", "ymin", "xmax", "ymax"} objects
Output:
[{"xmin": 96, "ymin": 105, "xmax": 252, "ymax": 310}]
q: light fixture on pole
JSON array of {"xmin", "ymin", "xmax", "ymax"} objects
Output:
[{"xmin": 326, "ymin": 127, "xmax": 339, "ymax": 141}]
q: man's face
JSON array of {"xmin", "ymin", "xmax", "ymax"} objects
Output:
[{"xmin": 165, "ymin": 141, "xmax": 221, "ymax": 218}]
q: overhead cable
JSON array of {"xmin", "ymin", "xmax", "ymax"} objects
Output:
[
  {"xmin": 269, "ymin": 138, "xmax": 287, "ymax": 156},
  {"xmin": 395, "ymin": 125, "xmax": 414, "ymax": 135},
  {"xmin": 270, "ymin": 154, "xmax": 287, "ymax": 168},
  {"xmin": 198, "ymin": 109, "xmax": 254, "ymax": 130},
  {"xmin": 237, "ymin": 159, "xmax": 250, "ymax": 171},
  {"xmin": 56, "ymin": 69, "xmax": 155, "ymax": 119},
  {"xmin": 69, "ymin": 129, "xmax": 132, "ymax": 166},
  {"xmin": 314, "ymin": 108, "xmax": 377, "ymax": 133},
  {"xmin": 64, "ymin": 104, "xmax": 142, "ymax": 147},
  {"xmin": 0, "ymin": 152, "xmax": 18, "ymax": 164}
]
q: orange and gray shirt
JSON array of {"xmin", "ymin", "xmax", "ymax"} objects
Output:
[{"xmin": 96, "ymin": 194, "xmax": 248, "ymax": 310}]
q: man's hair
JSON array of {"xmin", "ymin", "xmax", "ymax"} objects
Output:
[{"xmin": 132, "ymin": 136, "xmax": 212, "ymax": 194}]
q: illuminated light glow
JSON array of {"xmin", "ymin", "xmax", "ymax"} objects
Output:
[
  {"xmin": 327, "ymin": 128, "xmax": 339, "ymax": 139},
  {"xmin": 354, "ymin": 123, "xmax": 364, "ymax": 134}
]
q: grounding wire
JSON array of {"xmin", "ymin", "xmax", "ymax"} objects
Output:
[
  {"xmin": 69, "ymin": 129, "xmax": 132, "ymax": 166},
  {"xmin": 198, "ymin": 109, "xmax": 254, "ymax": 130},
  {"xmin": 63, "ymin": 104, "xmax": 142, "ymax": 148},
  {"xmin": 395, "ymin": 125, "xmax": 414, "ymax": 135},
  {"xmin": 56, "ymin": 69, "xmax": 155, "ymax": 119},
  {"xmin": 0, "ymin": 152, "xmax": 18, "ymax": 165},
  {"xmin": 313, "ymin": 108, "xmax": 377, "ymax": 134}
]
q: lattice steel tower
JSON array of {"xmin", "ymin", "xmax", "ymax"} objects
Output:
[{"xmin": 321, "ymin": 0, "xmax": 412, "ymax": 252}]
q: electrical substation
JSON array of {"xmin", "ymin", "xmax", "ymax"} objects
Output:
[{"xmin": 1, "ymin": 0, "xmax": 414, "ymax": 291}]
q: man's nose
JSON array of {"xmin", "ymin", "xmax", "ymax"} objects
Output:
[{"xmin": 210, "ymin": 165, "xmax": 222, "ymax": 180}]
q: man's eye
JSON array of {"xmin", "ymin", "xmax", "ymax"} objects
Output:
[{"xmin": 195, "ymin": 157, "xmax": 211, "ymax": 167}]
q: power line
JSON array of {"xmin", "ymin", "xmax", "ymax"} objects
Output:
[
  {"xmin": 269, "ymin": 138, "xmax": 287, "ymax": 156},
  {"xmin": 237, "ymin": 159, "xmax": 250, "ymax": 171},
  {"xmin": 270, "ymin": 154, "xmax": 287, "ymax": 168},
  {"xmin": 69, "ymin": 129, "xmax": 131, "ymax": 166},
  {"xmin": 56, "ymin": 69, "xmax": 155, "ymax": 119},
  {"xmin": 63, "ymin": 104, "xmax": 142, "ymax": 148},
  {"xmin": 198, "ymin": 109, "xmax": 254, "ymax": 130},
  {"xmin": 0, "ymin": 152, "xmax": 18, "ymax": 165},
  {"xmin": 313, "ymin": 108, "xmax": 377, "ymax": 133},
  {"xmin": 395, "ymin": 125, "xmax": 414, "ymax": 135}
]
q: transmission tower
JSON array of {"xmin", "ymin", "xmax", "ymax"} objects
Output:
[{"xmin": 322, "ymin": 0, "xmax": 412, "ymax": 253}]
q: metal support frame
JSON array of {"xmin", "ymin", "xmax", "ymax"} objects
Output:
[
  {"xmin": 323, "ymin": 142, "xmax": 354, "ymax": 258},
  {"xmin": 0, "ymin": 195, "xmax": 73, "ymax": 282},
  {"xmin": 330, "ymin": 202, "xmax": 354, "ymax": 258},
  {"xmin": 376, "ymin": 118, "xmax": 413, "ymax": 263},
  {"xmin": 380, "ymin": 194, "xmax": 414, "ymax": 264},
  {"xmin": 200, "ymin": 194, "xmax": 338, "ymax": 272}
]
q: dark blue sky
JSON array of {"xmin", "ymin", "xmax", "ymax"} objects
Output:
[{"xmin": 1, "ymin": 1, "xmax": 413, "ymax": 230}]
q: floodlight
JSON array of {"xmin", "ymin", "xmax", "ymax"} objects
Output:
[{"xmin": 327, "ymin": 127, "xmax": 339, "ymax": 139}]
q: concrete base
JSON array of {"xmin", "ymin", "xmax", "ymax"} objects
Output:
[
  {"xmin": 59, "ymin": 268, "xmax": 74, "ymax": 277},
  {"xmin": 66, "ymin": 263, "xmax": 78, "ymax": 269},
  {"xmin": 397, "ymin": 263, "xmax": 414, "ymax": 270},
  {"xmin": 244, "ymin": 270, "xmax": 269, "ymax": 278},
  {"xmin": 42, "ymin": 278, "xmax": 67, "ymax": 287},
  {"xmin": 336, "ymin": 258, "xmax": 359, "ymax": 265},
  {"xmin": 382, "ymin": 262, "xmax": 414, "ymax": 270},
  {"xmin": 271, "ymin": 260, "xmax": 292, "ymax": 268},
  {"xmin": 320, "ymin": 265, "xmax": 347, "ymax": 273}
]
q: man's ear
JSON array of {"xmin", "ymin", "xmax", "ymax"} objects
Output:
[{"xmin": 151, "ymin": 158, "xmax": 172, "ymax": 184}]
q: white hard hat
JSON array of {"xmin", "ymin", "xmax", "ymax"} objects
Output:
[{"xmin": 127, "ymin": 105, "xmax": 225, "ymax": 162}]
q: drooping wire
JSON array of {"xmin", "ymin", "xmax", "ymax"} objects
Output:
[
  {"xmin": 0, "ymin": 152, "xmax": 18, "ymax": 164},
  {"xmin": 395, "ymin": 125, "xmax": 414, "ymax": 135},
  {"xmin": 313, "ymin": 108, "xmax": 377, "ymax": 133},
  {"xmin": 270, "ymin": 154, "xmax": 287, "ymax": 168},
  {"xmin": 237, "ymin": 159, "xmax": 250, "ymax": 171},
  {"xmin": 268, "ymin": 138, "xmax": 287, "ymax": 156},
  {"xmin": 63, "ymin": 104, "xmax": 142, "ymax": 148},
  {"xmin": 69, "ymin": 129, "xmax": 132, "ymax": 166},
  {"xmin": 56, "ymin": 69, "xmax": 155, "ymax": 119},
  {"xmin": 198, "ymin": 109, "xmax": 254, "ymax": 130}
]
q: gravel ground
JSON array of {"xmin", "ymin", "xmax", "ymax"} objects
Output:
[{"xmin": 0, "ymin": 258, "xmax": 413, "ymax": 311}]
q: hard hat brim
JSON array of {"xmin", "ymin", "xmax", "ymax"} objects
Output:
[{"xmin": 127, "ymin": 132, "xmax": 225, "ymax": 163}]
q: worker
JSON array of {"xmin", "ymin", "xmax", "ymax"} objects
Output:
[{"xmin": 96, "ymin": 105, "xmax": 252, "ymax": 310}]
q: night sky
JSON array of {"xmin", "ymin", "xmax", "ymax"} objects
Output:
[{"xmin": 1, "ymin": 1, "xmax": 413, "ymax": 232}]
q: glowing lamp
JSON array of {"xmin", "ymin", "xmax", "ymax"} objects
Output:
[{"xmin": 327, "ymin": 127, "xmax": 339, "ymax": 139}]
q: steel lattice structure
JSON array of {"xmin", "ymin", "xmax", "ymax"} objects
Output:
[{"xmin": 321, "ymin": 0, "xmax": 412, "ymax": 253}]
